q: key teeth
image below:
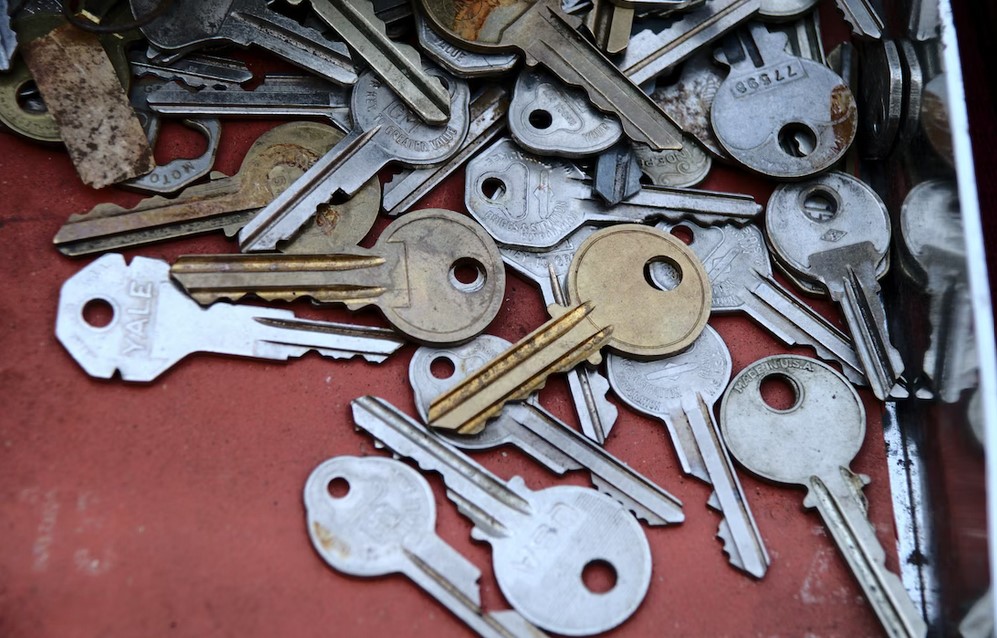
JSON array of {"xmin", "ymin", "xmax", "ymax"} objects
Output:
[{"xmin": 589, "ymin": 476, "xmax": 675, "ymax": 526}]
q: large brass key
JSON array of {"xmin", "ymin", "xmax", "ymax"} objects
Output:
[{"xmin": 429, "ymin": 224, "xmax": 711, "ymax": 434}]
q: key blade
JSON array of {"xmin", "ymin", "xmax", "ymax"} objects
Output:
[
  {"xmin": 251, "ymin": 316, "xmax": 404, "ymax": 362},
  {"xmin": 832, "ymin": 0, "xmax": 884, "ymax": 40},
  {"xmin": 128, "ymin": 51, "xmax": 253, "ymax": 88},
  {"xmin": 565, "ymin": 365, "xmax": 619, "ymax": 444}
]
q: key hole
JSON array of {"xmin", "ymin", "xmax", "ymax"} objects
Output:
[
  {"xmin": 82, "ymin": 299, "xmax": 115, "ymax": 328},
  {"xmin": 430, "ymin": 356, "xmax": 455, "ymax": 379},
  {"xmin": 449, "ymin": 258, "xmax": 486, "ymax": 293},
  {"xmin": 670, "ymin": 226, "xmax": 694, "ymax": 245},
  {"xmin": 528, "ymin": 109, "xmax": 553, "ymax": 130},
  {"xmin": 778, "ymin": 123, "xmax": 818, "ymax": 157},
  {"xmin": 15, "ymin": 80, "xmax": 47, "ymax": 114},
  {"xmin": 582, "ymin": 559, "xmax": 618, "ymax": 594},
  {"xmin": 759, "ymin": 373, "xmax": 801, "ymax": 412},
  {"xmin": 481, "ymin": 177, "xmax": 507, "ymax": 202},
  {"xmin": 327, "ymin": 477, "xmax": 350, "ymax": 498},
  {"xmin": 801, "ymin": 186, "xmax": 839, "ymax": 223},
  {"xmin": 645, "ymin": 256, "xmax": 683, "ymax": 291}
]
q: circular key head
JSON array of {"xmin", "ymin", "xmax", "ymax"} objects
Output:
[
  {"xmin": 0, "ymin": 56, "xmax": 61, "ymax": 142},
  {"xmin": 377, "ymin": 209, "xmax": 506, "ymax": 345},
  {"xmin": 765, "ymin": 171, "xmax": 891, "ymax": 279},
  {"xmin": 719, "ymin": 355, "xmax": 865, "ymax": 486},
  {"xmin": 418, "ymin": 0, "xmax": 532, "ymax": 51},
  {"xmin": 350, "ymin": 66, "xmax": 470, "ymax": 165},
  {"xmin": 490, "ymin": 481, "xmax": 652, "ymax": 635},
  {"xmin": 304, "ymin": 456, "xmax": 436, "ymax": 577},
  {"xmin": 567, "ymin": 225, "xmax": 711, "ymax": 358},
  {"xmin": 607, "ymin": 325, "xmax": 731, "ymax": 415},
  {"xmin": 901, "ymin": 179, "xmax": 963, "ymax": 272},
  {"xmin": 757, "ymin": 0, "xmax": 819, "ymax": 20}
]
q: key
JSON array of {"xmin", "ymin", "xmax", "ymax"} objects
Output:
[
  {"xmin": 465, "ymin": 138, "xmax": 761, "ymax": 250},
  {"xmin": 56, "ymin": 254, "xmax": 404, "ymax": 382},
  {"xmin": 415, "ymin": 13, "xmax": 518, "ymax": 78},
  {"xmin": 832, "ymin": 0, "xmax": 884, "ymax": 40},
  {"xmin": 351, "ymin": 396, "xmax": 653, "ymax": 636},
  {"xmin": 766, "ymin": 171, "xmax": 905, "ymax": 400},
  {"xmin": 648, "ymin": 50, "xmax": 730, "ymax": 159},
  {"xmin": 420, "ymin": 0, "xmax": 684, "ymax": 150},
  {"xmin": 584, "ymin": 0, "xmax": 633, "ymax": 54},
  {"xmin": 428, "ymin": 224, "xmax": 711, "ymax": 434},
  {"xmin": 130, "ymin": 0, "xmax": 357, "ymax": 86},
  {"xmin": 592, "ymin": 141, "xmax": 642, "ymax": 206},
  {"xmin": 53, "ymin": 122, "xmax": 372, "ymax": 256},
  {"xmin": 145, "ymin": 74, "xmax": 352, "ymax": 132},
  {"xmin": 238, "ymin": 65, "xmax": 470, "ymax": 252},
  {"xmin": 304, "ymin": 456, "xmax": 549, "ymax": 638},
  {"xmin": 768, "ymin": 7, "xmax": 825, "ymax": 63},
  {"xmin": 409, "ymin": 336, "xmax": 684, "ymax": 524},
  {"xmin": 173, "ymin": 209, "xmax": 506, "ymax": 346},
  {"xmin": 1, "ymin": 0, "xmax": 17, "ymax": 72},
  {"xmin": 383, "ymin": 85, "xmax": 509, "ymax": 216},
  {"xmin": 127, "ymin": 49, "xmax": 254, "ymax": 88},
  {"xmin": 757, "ymin": 0, "xmax": 816, "ymax": 20},
  {"xmin": 500, "ymin": 227, "xmax": 620, "ymax": 443},
  {"xmin": 720, "ymin": 354, "xmax": 928, "ymax": 637},
  {"xmin": 507, "ymin": 67, "xmax": 622, "ymax": 158},
  {"xmin": 632, "ymin": 137, "xmax": 712, "ymax": 188},
  {"xmin": 710, "ymin": 23, "xmax": 857, "ymax": 178},
  {"xmin": 900, "ymin": 180, "xmax": 976, "ymax": 403},
  {"xmin": 908, "ymin": 0, "xmax": 939, "ymax": 41},
  {"xmin": 654, "ymin": 220, "xmax": 867, "ymax": 385},
  {"xmin": 858, "ymin": 39, "xmax": 903, "ymax": 160},
  {"xmin": 606, "ymin": 326, "xmax": 769, "ymax": 578}
]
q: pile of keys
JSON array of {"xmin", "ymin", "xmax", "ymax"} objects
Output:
[{"xmin": 2, "ymin": 0, "xmax": 971, "ymax": 634}]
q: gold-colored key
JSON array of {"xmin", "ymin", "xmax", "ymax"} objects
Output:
[{"xmin": 429, "ymin": 224, "xmax": 711, "ymax": 434}]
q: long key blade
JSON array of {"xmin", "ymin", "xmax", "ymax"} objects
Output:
[
  {"xmin": 832, "ymin": 0, "xmax": 885, "ymax": 40},
  {"xmin": 578, "ymin": 181, "xmax": 763, "ymax": 226}
]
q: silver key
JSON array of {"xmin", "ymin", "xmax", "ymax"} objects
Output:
[
  {"xmin": 768, "ymin": 8, "xmax": 825, "ymax": 62},
  {"xmin": 720, "ymin": 355, "xmax": 928, "ymax": 637},
  {"xmin": 766, "ymin": 171, "xmax": 905, "ymax": 400},
  {"xmin": 56, "ymin": 254, "xmax": 404, "ymax": 382},
  {"xmin": 833, "ymin": 0, "xmax": 885, "ymax": 40},
  {"xmin": 304, "ymin": 456, "xmax": 549, "ymax": 638},
  {"xmin": 465, "ymin": 138, "xmax": 761, "ymax": 249},
  {"xmin": 415, "ymin": 13, "xmax": 518, "ymax": 78},
  {"xmin": 592, "ymin": 141, "xmax": 643, "ymax": 206},
  {"xmin": 351, "ymin": 396, "xmax": 653, "ymax": 636},
  {"xmin": 127, "ymin": 49, "xmax": 254, "ymax": 88},
  {"xmin": 409, "ymin": 336, "xmax": 684, "ymax": 525},
  {"xmin": 632, "ymin": 138, "xmax": 712, "ymax": 188},
  {"xmin": 239, "ymin": 65, "xmax": 469, "ymax": 251},
  {"xmin": 648, "ymin": 51, "xmax": 730, "ymax": 159},
  {"xmin": 858, "ymin": 39, "xmax": 903, "ymax": 160},
  {"xmin": 508, "ymin": 68, "xmax": 622, "ymax": 158},
  {"xmin": 654, "ymin": 220, "xmax": 866, "ymax": 386},
  {"xmin": 607, "ymin": 326, "xmax": 769, "ymax": 578},
  {"xmin": 908, "ymin": 0, "xmax": 940, "ymax": 41},
  {"xmin": 757, "ymin": 0, "xmax": 817, "ymax": 20},
  {"xmin": 0, "ymin": 0, "xmax": 16, "ymax": 72}
]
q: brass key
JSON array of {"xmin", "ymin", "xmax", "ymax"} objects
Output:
[
  {"xmin": 429, "ymin": 224, "xmax": 711, "ymax": 434},
  {"xmin": 171, "ymin": 209, "xmax": 506, "ymax": 345},
  {"xmin": 420, "ymin": 0, "xmax": 684, "ymax": 150}
]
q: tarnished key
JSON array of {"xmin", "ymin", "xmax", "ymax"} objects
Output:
[
  {"xmin": 174, "ymin": 209, "xmax": 506, "ymax": 346},
  {"xmin": 607, "ymin": 326, "xmax": 769, "ymax": 578},
  {"xmin": 465, "ymin": 138, "xmax": 761, "ymax": 249},
  {"xmin": 507, "ymin": 67, "xmax": 622, "ymax": 158},
  {"xmin": 304, "ymin": 456, "xmax": 549, "ymax": 638},
  {"xmin": 632, "ymin": 137, "xmax": 712, "ymax": 188},
  {"xmin": 649, "ymin": 50, "xmax": 729, "ymax": 159},
  {"xmin": 593, "ymin": 141, "xmax": 642, "ymax": 206},
  {"xmin": 239, "ymin": 65, "xmax": 469, "ymax": 252},
  {"xmin": 833, "ymin": 0, "xmax": 884, "ymax": 40},
  {"xmin": 410, "ymin": 336, "xmax": 684, "ymax": 524},
  {"xmin": 766, "ymin": 171, "xmax": 905, "ymax": 400},
  {"xmin": 56, "ymin": 254, "xmax": 404, "ymax": 382},
  {"xmin": 585, "ymin": 0, "xmax": 697, "ymax": 55},
  {"xmin": 420, "ymin": 0, "xmax": 684, "ymax": 150},
  {"xmin": 351, "ymin": 396, "xmax": 652, "ymax": 636},
  {"xmin": 127, "ymin": 49, "xmax": 254, "ymax": 88},
  {"xmin": 428, "ymin": 224, "xmax": 711, "ymax": 434},
  {"xmin": 415, "ymin": 13, "xmax": 518, "ymax": 78},
  {"xmin": 130, "ymin": 0, "xmax": 357, "ymax": 85},
  {"xmin": 654, "ymin": 221, "xmax": 866, "ymax": 385},
  {"xmin": 500, "ymin": 227, "xmax": 619, "ymax": 444},
  {"xmin": 720, "ymin": 355, "xmax": 928, "ymax": 637}
]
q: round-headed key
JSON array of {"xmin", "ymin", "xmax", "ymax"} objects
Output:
[{"xmin": 719, "ymin": 355, "xmax": 927, "ymax": 638}]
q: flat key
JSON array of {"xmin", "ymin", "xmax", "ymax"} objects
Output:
[
  {"xmin": 304, "ymin": 456, "xmax": 549, "ymax": 638},
  {"xmin": 238, "ymin": 65, "xmax": 469, "ymax": 252},
  {"xmin": 720, "ymin": 355, "xmax": 928, "ymax": 637},
  {"xmin": 833, "ymin": 0, "xmax": 885, "ymax": 40},
  {"xmin": 420, "ymin": 0, "xmax": 684, "ymax": 150},
  {"xmin": 351, "ymin": 396, "xmax": 652, "ymax": 636},
  {"xmin": 56, "ymin": 254, "xmax": 403, "ymax": 382},
  {"xmin": 632, "ymin": 137, "xmax": 713, "ymax": 188},
  {"xmin": 766, "ymin": 171, "xmax": 905, "ymax": 400},
  {"xmin": 607, "ymin": 326, "xmax": 769, "ymax": 577},
  {"xmin": 593, "ymin": 140, "xmax": 642, "ymax": 206},
  {"xmin": 174, "ymin": 209, "xmax": 505, "ymax": 346},
  {"xmin": 655, "ymin": 220, "xmax": 866, "ymax": 385},
  {"xmin": 130, "ymin": 0, "xmax": 357, "ymax": 85},
  {"xmin": 127, "ymin": 49, "xmax": 254, "ymax": 88},
  {"xmin": 415, "ymin": 13, "xmax": 518, "ymax": 78},
  {"xmin": 465, "ymin": 138, "xmax": 760, "ymax": 249},
  {"xmin": 428, "ymin": 224, "xmax": 711, "ymax": 434},
  {"xmin": 410, "ymin": 336, "xmax": 684, "ymax": 525}
]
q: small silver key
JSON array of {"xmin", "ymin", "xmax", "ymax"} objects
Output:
[
  {"xmin": 409, "ymin": 336, "xmax": 684, "ymax": 525},
  {"xmin": 239, "ymin": 65, "xmax": 469, "ymax": 251},
  {"xmin": 127, "ymin": 49, "xmax": 254, "ymax": 88},
  {"xmin": 833, "ymin": 0, "xmax": 885, "ymax": 40},
  {"xmin": 632, "ymin": 139, "xmax": 712, "ymax": 188},
  {"xmin": 304, "ymin": 456, "xmax": 549, "ymax": 638},
  {"xmin": 465, "ymin": 138, "xmax": 761, "ymax": 249},
  {"xmin": 607, "ymin": 325, "xmax": 769, "ymax": 578},
  {"xmin": 351, "ymin": 396, "xmax": 653, "ymax": 636},
  {"xmin": 720, "ymin": 354, "xmax": 928, "ymax": 638},
  {"xmin": 766, "ymin": 171, "xmax": 905, "ymax": 400},
  {"xmin": 415, "ymin": 13, "xmax": 518, "ymax": 78},
  {"xmin": 56, "ymin": 254, "xmax": 404, "ymax": 382}
]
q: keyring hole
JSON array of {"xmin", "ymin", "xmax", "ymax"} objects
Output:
[
  {"xmin": 481, "ymin": 177, "xmax": 507, "ymax": 201},
  {"xmin": 645, "ymin": 256, "xmax": 683, "ymax": 291},
  {"xmin": 801, "ymin": 187, "xmax": 839, "ymax": 222},
  {"xmin": 15, "ymin": 80, "xmax": 47, "ymax": 115},
  {"xmin": 82, "ymin": 299, "xmax": 115, "ymax": 328},
  {"xmin": 778, "ymin": 123, "xmax": 818, "ymax": 158},
  {"xmin": 760, "ymin": 373, "xmax": 800, "ymax": 411},
  {"xmin": 327, "ymin": 477, "xmax": 350, "ymax": 499},
  {"xmin": 670, "ymin": 225, "xmax": 694, "ymax": 245},
  {"xmin": 582, "ymin": 559, "xmax": 618, "ymax": 594},
  {"xmin": 449, "ymin": 258, "xmax": 486, "ymax": 293},
  {"xmin": 528, "ymin": 109, "xmax": 553, "ymax": 130},
  {"xmin": 430, "ymin": 356, "xmax": 455, "ymax": 379}
]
